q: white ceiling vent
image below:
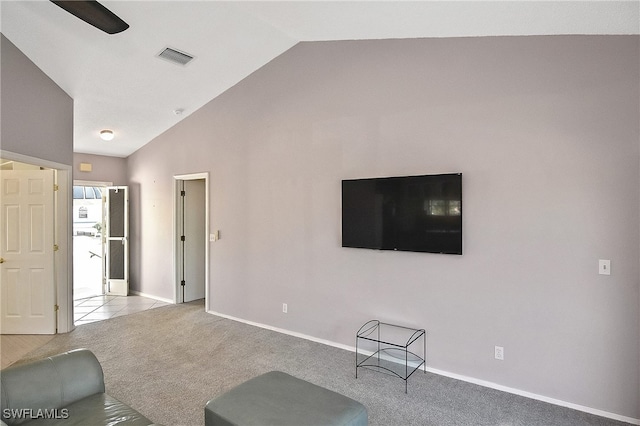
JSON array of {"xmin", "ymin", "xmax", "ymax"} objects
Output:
[{"xmin": 157, "ymin": 47, "xmax": 194, "ymax": 66}]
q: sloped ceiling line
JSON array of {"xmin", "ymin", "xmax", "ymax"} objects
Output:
[{"xmin": 1, "ymin": 1, "xmax": 638, "ymax": 157}]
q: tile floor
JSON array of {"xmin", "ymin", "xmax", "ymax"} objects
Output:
[{"xmin": 74, "ymin": 295, "xmax": 171, "ymax": 326}]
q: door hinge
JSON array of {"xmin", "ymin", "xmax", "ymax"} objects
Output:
[
  {"xmin": 181, "ymin": 280, "xmax": 186, "ymax": 287},
  {"xmin": 53, "ymin": 244, "xmax": 59, "ymax": 251},
  {"xmin": 53, "ymin": 184, "xmax": 59, "ymax": 191},
  {"xmin": 54, "ymin": 304, "xmax": 59, "ymax": 312},
  {"xmin": 181, "ymin": 190, "xmax": 186, "ymax": 197},
  {"xmin": 181, "ymin": 235, "xmax": 186, "ymax": 242}
]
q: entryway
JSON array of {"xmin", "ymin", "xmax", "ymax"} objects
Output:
[
  {"xmin": 72, "ymin": 182, "xmax": 130, "ymax": 300},
  {"xmin": 74, "ymin": 294, "xmax": 169, "ymax": 326},
  {"xmin": 73, "ymin": 183, "xmax": 107, "ymax": 300},
  {"xmin": 174, "ymin": 173, "xmax": 209, "ymax": 306}
]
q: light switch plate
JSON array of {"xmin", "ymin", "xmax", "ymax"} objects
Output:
[{"xmin": 598, "ymin": 259, "xmax": 611, "ymax": 275}]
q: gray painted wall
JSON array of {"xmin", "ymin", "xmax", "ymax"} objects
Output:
[
  {"xmin": 127, "ymin": 36, "xmax": 639, "ymax": 419},
  {"xmin": 1, "ymin": 34, "xmax": 73, "ymax": 166},
  {"xmin": 73, "ymin": 153, "xmax": 127, "ymax": 185}
]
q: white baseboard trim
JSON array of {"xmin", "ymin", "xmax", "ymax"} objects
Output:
[
  {"xmin": 129, "ymin": 290, "xmax": 173, "ymax": 304},
  {"xmin": 207, "ymin": 309, "xmax": 354, "ymax": 352},
  {"xmin": 424, "ymin": 367, "xmax": 640, "ymax": 425},
  {"xmin": 207, "ymin": 310, "xmax": 355, "ymax": 352},
  {"xmin": 206, "ymin": 309, "xmax": 639, "ymax": 425}
]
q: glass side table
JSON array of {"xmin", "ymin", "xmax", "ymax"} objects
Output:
[{"xmin": 355, "ymin": 320, "xmax": 426, "ymax": 393}]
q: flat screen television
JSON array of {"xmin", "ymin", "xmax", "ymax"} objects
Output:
[{"xmin": 342, "ymin": 173, "xmax": 462, "ymax": 254}]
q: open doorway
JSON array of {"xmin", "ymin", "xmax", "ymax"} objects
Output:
[
  {"xmin": 72, "ymin": 181, "xmax": 110, "ymax": 300},
  {"xmin": 174, "ymin": 173, "xmax": 209, "ymax": 307}
]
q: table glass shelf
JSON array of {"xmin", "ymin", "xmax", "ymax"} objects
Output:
[{"xmin": 355, "ymin": 320, "xmax": 426, "ymax": 393}]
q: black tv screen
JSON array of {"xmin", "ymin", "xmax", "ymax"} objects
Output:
[{"xmin": 342, "ymin": 173, "xmax": 462, "ymax": 254}]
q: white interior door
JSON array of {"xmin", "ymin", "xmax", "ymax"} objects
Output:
[
  {"xmin": 103, "ymin": 186, "xmax": 128, "ymax": 296},
  {"xmin": 179, "ymin": 180, "xmax": 206, "ymax": 302},
  {"xmin": 0, "ymin": 169, "xmax": 56, "ymax": 334}
]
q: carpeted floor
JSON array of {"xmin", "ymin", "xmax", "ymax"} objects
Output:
[{"xmin": 17, "ymin": 301, "xmax": 631, "ymax": 426}]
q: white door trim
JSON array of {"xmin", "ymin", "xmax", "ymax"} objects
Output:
[
  {"xmin": 173, "ymin": 173, "xmax": 209, "ymax": 309},
  {"xmin": 73, "ymin": 180, "xmax": 113, "ymax": 187},
  {"xmin": 0, "ymin": 150, "xmax": 72, "ymax": 333}
]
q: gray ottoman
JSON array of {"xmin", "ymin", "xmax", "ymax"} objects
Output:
[{"xmin": 205, "ymin": 371, "xmax": 368, "ymax": 426}]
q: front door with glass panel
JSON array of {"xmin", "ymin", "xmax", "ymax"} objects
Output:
[{"xmin": 103, "ymin": 186, "xmax": 128, "ymax": 296}]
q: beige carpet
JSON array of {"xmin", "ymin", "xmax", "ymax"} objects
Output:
[
  {"xmin": 17, "ymin": 301, "xmax": 631, "ymax": 426},
  {"xmin": 0, "ymin": 334, "xmax": 55, "ymax": 369}
]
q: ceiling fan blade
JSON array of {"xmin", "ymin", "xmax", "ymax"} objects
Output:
[{"xmin": 51, "ymin": 1, "xmax": 129, "ymax": 35}]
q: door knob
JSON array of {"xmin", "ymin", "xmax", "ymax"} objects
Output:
[{"xmin": 0, "ymin": 258, "xmax": 4, "ymax": 264}]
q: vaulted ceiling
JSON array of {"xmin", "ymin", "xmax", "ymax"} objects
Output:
[{"xmin": 1, "ymin": 1, "xmax": 638, "ymax": 157}]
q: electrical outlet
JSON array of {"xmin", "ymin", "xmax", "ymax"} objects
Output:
[
  {"xmin": 495, "ymin": 346, "xmax": 504, "ymax": 360},
  {"xmin": 282, "ymin": 303, "xmax": 288, "ymax": 314}
]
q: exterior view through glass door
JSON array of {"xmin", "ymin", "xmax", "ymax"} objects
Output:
[
  {"xmin": 104, "ymin": 186, "xmax": 128, "ymax": 296},
  {"xmin": 73, "ymin": 185, "xmax": 105, "ymax": 300}
]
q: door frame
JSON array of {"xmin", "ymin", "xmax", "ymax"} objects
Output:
[
  {"xmin": 104, "ymin": 186, "xmax": 129, "ymax": 296},
  {"xmin": 173, "ymin": 172, "xmax": 209, "ymax": 308},
  {"xmin": 1, "ymin": 150, "xmax": 73, "ymax": 333},
  {"xmin": 73, "ymin": 180, "xmax": 112, "ymax": 298}
]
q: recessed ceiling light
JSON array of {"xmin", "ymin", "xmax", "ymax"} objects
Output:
[{"xmin": 100, "ymin": 129, "xmax": 115, "ymax": 141}]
